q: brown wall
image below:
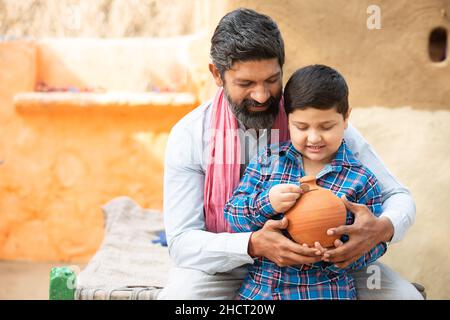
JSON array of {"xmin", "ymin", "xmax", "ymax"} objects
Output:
[{"xmin": 215, "ymin": 0, "xmax": 450, "ymax": 109}]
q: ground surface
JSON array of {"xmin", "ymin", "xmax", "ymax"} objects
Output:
[{"xmin": 0, "ymin": 260, "xmax": 85, "ymax": 300}]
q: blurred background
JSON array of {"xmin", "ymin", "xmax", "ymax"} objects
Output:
[{"xmin": 0, "ymin": 0, "xmax": 449, "ymax": 299}]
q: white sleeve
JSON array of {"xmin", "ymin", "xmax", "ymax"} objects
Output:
[
  {"xmin": 344, "ymin": 123, "xmax": 416, "ymax": 243},
  {"xmin": 163, "ymin": 123, "xmax": 254, "ymax": 274}
]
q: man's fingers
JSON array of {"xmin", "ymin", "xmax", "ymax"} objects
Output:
[
  {"xmin": 281, "ymin": 252, "xmax": 322, "ymax": 265},
  {"xmin": 322, "ymin": 239, "xmax": 344, "ymax": 261},
  {"xmin": 333, "ymin": 239, "xmax": 344, "ymax": 247},
  {"xmin": 323, "ymin": 244, "xmax": 345, "ymax": 259},
  {"xmin": 323, "ymin": 241, "xmax": 356, "ymax": 262},
  {"xmin": 340, "ymin": 195, "xmax": 363, "ymax": 214},
  {"xmin": 282, "ymin": 252, "xmax": 322, "ymax": 265},
  {"xmin": 327, "ymin": 224, "xmax": 354, "ymax": 236},
  {"xmin": 334, "ymin": 254, "xmax": 360, "ymax": 268}
]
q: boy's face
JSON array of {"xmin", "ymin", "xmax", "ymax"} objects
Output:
[{"xmin": 288, "ymin": 107, "xmax": 350, "ymax": 165}]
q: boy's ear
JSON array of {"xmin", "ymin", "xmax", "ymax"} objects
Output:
[
  {"xmin": 209, "ymin": 63, "xmax": 224, "ymax": 87},
  {"xmin": 344, "ymin": 107, "xmax": 352, "ymax": 129}
]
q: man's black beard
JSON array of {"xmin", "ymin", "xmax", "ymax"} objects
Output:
[{"xmin": 225, "ymin": 89, "xmax": 281, "ymax": 130}]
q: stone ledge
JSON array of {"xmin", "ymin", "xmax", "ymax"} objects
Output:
[{"xmin": 14, "ymin": 91, "xmax": 198, "ymax": 114}]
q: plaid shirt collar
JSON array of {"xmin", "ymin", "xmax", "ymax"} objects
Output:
[{"xmin": 284, "ymin": 140, "xmax": 361, "ymax": 173}]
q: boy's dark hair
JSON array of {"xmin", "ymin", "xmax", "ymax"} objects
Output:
[
  {"xmin": 283, "ymin": 65, "xmax": 349, "ymax": 117},
  {"xmin": 210, "ymin": 8, "xmax": 285, "ymax": 78}
]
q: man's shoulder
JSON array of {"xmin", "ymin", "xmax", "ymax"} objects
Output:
[
  {"xmin": 170, "ymin": 99, "xmax": 212, "ymax": 135},
  {"xmin": 165, "ymin": 100, "xmax": 212, "ymax": 168}
]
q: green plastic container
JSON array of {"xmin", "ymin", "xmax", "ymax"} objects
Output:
[{"xmin": 49, "ymin": 267, "xmax": 76, "ymax": 300}]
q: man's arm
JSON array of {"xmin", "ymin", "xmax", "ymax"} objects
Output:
[
  {"xmin": 344, "ymin": 123, "xmax": 416, "ymax": 243},
  {"xmin": 164, "ymin": 123, "xmax": 253, "ymax": 275}
]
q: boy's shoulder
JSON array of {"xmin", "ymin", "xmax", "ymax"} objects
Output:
[
  {"xmin": 334, "ymin": 141, "xmax": 361, "ymax": 167},
  {"xmin": 337, "ymin": 141, "xmax": 379, "ymax": 189}
]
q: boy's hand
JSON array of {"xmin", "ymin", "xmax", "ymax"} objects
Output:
[{"xmin": 269, "ymin": 183, "xmax": 302, "ymax": 213}]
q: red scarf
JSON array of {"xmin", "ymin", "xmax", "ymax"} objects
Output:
[{"xmin": 204, "ymin": 88, "xmax": 290, "ymax": 233}]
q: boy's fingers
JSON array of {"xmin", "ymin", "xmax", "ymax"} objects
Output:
[
  {"xmin": 281, "ymin": 184, "xmax": 302, "ymax": 193},
  {"xmin": 287, "ymin": 242, "xmax": 321, "ymax": 257},
  {"xmin": 303, "ymin": 243, "xmax": 320, "ymax": 256},
  {"xmin": 314, "ymin": 241, "xmax": 329, "ymax": 256},
  {"xmin": 280, "ymin": 193, "xmax": 301, "ymax": 202},
  {"xmin": 314, "ymin": 241, "xmax": 327, "ymax": 254}
]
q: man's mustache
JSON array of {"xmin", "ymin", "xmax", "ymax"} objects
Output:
[{"xmin": 241, "ymin": 97, "xmax": 275, "ymax": 110}]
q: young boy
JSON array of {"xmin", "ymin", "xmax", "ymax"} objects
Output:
[{"xmin": 224, "ymin": 65, "xmax": 387, "ymax": 300}]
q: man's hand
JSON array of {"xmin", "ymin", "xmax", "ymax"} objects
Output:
[
  {"xmin": 322, "ymin": 195, "xmax": 394, "ymax": 268},
  {"xmin": 269, "ymin": 184, "xmax": 302, "ymax": 213},
  {"xmin": 248, "ymin": 217, "xmax": 323, "ymax": 267}
]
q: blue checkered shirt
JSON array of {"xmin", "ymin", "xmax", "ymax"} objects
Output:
[{"xmin": 224, "ymin": 140, "xmax": 387, "ymax": 300}]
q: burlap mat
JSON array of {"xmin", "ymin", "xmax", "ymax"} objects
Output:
[{"xmin": 75, "ymin": 196, "xmax": 171, "ymax": 300}]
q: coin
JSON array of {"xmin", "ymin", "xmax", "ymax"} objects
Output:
[{"xmin": 300, "ymin": 184, "xmax": 310, "ymax": 193}]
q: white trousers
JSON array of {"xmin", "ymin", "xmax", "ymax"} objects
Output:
[{"xmin": 156, "ymin": 262, "xmax": 424, "ymax": 300}]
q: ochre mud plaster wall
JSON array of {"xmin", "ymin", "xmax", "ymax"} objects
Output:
[
  {"xmin": 349, "ymin": 107, "xmax": 450, "ymax": 300},
  {"xmin": 0, "ymin": 39, "xmax": 199, "ymax": 262},
  {"xmin": 35, "ymin": 37, "xmax": 206, "ymax": 93},
  {"xmin": 213, "ymin": 0, "xmax": 450, "ymax": 109}
]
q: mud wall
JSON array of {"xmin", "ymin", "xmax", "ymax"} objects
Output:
[
  {"xmin": 0, "ymin": 39, "xmax": 199, "ymax": 261},
  {"xmin": 215, "ymin": 0, "xmax": 450, "ymax": 109}
]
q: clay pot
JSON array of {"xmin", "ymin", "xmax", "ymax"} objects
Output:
[{"xmin": 284, "ymin": 176, "xmax": 347, "ymax": 248}]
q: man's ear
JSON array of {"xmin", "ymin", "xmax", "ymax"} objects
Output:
[
  {"xmin": 209, "ymin": 63, "xmax": 224, "ymax": 87},
  {"xmin": 344, "ymin": 107, "xmax": 352, "ymax": 129}
]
